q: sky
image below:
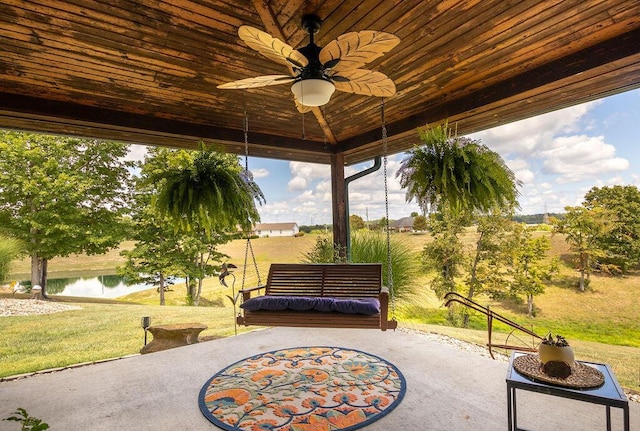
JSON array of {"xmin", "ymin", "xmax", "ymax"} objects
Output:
[{"xmin": 128, "ymin": 89, "xmax": 640, "ymax": 226}]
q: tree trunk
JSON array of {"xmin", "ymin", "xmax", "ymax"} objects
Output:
[
  {"xmin": 195, "ymin": 278, "xmax": 203, "ymax": 306},
  {"xmin": 158, "ymin": 272, "xmax": 165, "ymax": 306},
  {"xmin": 30, "ymin": 254, "xmax": 48, "ymax": 299},
  {"xmin": 465, "ymin": 232, "xmax": 484, "ymax": 327},
  {"xmin": 185, "ymin": 276, "xmax": 196, "ymax": 305},
  {"xmin": 527, "ymin": 294, "xmax": 534, "ymax": 317},
  {"xmin": 579, "ymin": 252, "xmax": 586, "ymax": 292}
]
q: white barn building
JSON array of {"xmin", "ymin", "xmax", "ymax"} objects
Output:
[{"xmin": 254, "ymin": 222, "xmax": 299, "ymax": 237}]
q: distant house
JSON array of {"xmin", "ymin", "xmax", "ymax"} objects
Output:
[
  {"xmin": 392, "ymin": 217, "xmax": 414, "ymax": 233},
  {"xmin": 254, "ymin": 222, "xmax": 299, "ymax": 237}
]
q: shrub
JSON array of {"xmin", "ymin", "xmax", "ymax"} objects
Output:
[
  {"xmin": 302, "ymin": 232, "xmax": 418, "ymax": 299},
  {"xmin": 0, "ymin": 235, "xmax": 23, "ymax": 282},
  {"xmin": 350, "ymin": 231, "xmax": 419, "ymax": 299}
]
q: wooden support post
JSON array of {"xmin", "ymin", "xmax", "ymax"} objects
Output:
[{"xmin": 331, "ymin": 153, "xmax": 347, "ymax": 261}]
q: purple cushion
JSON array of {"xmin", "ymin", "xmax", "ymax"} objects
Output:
[
  {"xmin": 240, "ymin": 296, "xmax": 289, "ymax": 311},
  {"xmin": 330, "ymin": 297, "xmax": 380, "ymax": 315},
  {"xmin": 241, "ymin": 295, "xmax": 380, "ymax": 315},
  {"xmin": 287, "ymin": 297, "xmax": 318, "ymax": 311},
  {"xmin": 312, "ymin": 297, "xmax": 335, "ymax": 312}
]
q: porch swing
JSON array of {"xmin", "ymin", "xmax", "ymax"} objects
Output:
[{"xmin": 235, "ymin": 102, "xmax": 398, "ymax": 331}]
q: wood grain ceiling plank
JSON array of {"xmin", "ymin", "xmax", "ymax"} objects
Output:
[
  {"xmin": 6, "ymin": 0, "xmax": 280, "ymax": 81},
  {"xmin": 2, "ymin": 3, "xmax": 205, "ymax": 72},
  {"xmin": 1, "ymin": 5, "xmax": 292, "ymax": 106},
  {"xmin": 385, "ymin": 0, "xmax": 541, "ymax": 90},
  {"xmin": 386, "ymin": 1, "xmax": 634, "ymax": 117},
  {"xmin": 311, "ymin": 0, "xmax": 370, "ymax": 39},
  {"xmin": 438, "ymin": 4, "xmax": 639, "ymax": 99},
  {"xmin": 0, "ymin": 47, "xmax": 304, "ymax": 132},
  {"xmin": 278, "ymin": 0, "xmax": 346, "ymax": 48}
]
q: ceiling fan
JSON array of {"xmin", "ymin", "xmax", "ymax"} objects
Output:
[{"xmin": 218, "ymin": 14, "xmax": 400, "ymax": 111}]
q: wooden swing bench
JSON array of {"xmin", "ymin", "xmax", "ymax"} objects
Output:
[{"xmin": 236, "ymin": 263, "xmax": 397, "ymax": 331}]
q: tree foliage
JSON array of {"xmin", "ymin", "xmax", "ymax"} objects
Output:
[
  {"xmin": 412, "ymin": 215, "xmax": 428, "ymax": 232},
  {"xmin": 463, "ymin": 210, "xmax": 515, "ymax": 325},
  {"xmin": 0, "ymin": 131, "xmax": 133, "ymax": 296},
  {"xmin": 583, "ymin": 185, "xmax": 640, "ymax": 272},
  {"xmin": 421, "ymin": 210, "xmax": 469, "ymax": 300},
  {"xmin": 505, "ymin": 224, "xmax": 558, "ymax": 317},
  {"xmin": 554, "ymin": 205, "xmax": 611, "ymax": 290},
  {"xmin": 397, "ymin": 123, "xmax": 521, "ymax": 215},
  {"xmin": 349, "ymin": 214, "xmax": 366, "ymax": 230}
]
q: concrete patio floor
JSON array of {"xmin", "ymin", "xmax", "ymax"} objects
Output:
[{"xmin": 1, "ymin": 327, "xmax": 637, "ymax": 431}]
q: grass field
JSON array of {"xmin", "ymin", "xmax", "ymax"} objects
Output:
[{"xmin": 2, "ymin": 231, "xmax": 639, "ymax": 391}]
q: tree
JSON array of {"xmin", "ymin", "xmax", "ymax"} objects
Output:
[
  {"xmin": 506, "ymin": 224, "xmax": 558, "ymax": 317},
  {"xmin": 583, "ymin": 185, "xmax": 640, "ymax": 272},
  {"xmin": 397, "ymin": 123, "xmax": 521, "ymax": 215},
  {"xmin": 554, "ymin": 206, "xmax": 610, "ymax": 291},
  {"xmin": 412, "ymin": 215, "xmax": 428, "ymax": 232},
  {"xmin": 463, "ymin": 210, "xmax": 514, "ymax": 325},
  {"xmin": 141, "ymin": 147, "xmax": 257, "ymax": 305},
  {"xmin": 422, "ymin": 210, "xmax": 468, "ymax": 300},
  {"xmin": 119, "ymin": 164, "xmax": 182, "ymax": 305},
  {"xmin": 0, "ymin": 131, "xmax": 133, "ymax": 297},
  {"xmin": 350, "ymin": 214, "xmax": 366, "ymax": 230}
]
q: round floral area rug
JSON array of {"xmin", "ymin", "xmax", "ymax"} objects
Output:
[{"xmin": 198, "ymin": 346, "xmax": 406, "ymax": 431}]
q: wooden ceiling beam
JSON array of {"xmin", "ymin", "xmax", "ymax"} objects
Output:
[
  {"xmin": 250, "ymin": 0, "xmax": 337, "ymax": 145},
  {"xmin": 0, "ymin": 92, "xmax": 333, "ymax": 159},
  {"xmin": 338, "ymin": 27, "xmax": 640, "ymax": 152}
]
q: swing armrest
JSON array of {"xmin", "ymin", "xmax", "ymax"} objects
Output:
[
  {"xmin": 239, "ymin": 285, "xmax": 266, "ymax": 302},
  {"xmin": 379, "ymin": 286, "xmax": 391, "ymax": 331}
]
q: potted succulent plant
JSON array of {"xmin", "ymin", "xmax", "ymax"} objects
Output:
[{"xmin": 538, "ymin": 333, "xmax": 575, "ymax": 367}]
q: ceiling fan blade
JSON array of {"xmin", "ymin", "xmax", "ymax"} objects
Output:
[
  {"xmin": 319, "ymin": 31, "xmax": 400, "ymax": 73},
  {"xmin": 218, "ymin": 75, "xmax": 295, "ymax": 89},
  {"xmin": 238, "ymin": 26, "xmax": 309, "ymax": 69},
  {"xmin": 333, "ymin": 69, "xmax": 396, "ymax": 97}
]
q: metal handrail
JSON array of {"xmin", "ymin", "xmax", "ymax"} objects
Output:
[{"xmin": 444, "ymin": 292, "xmax": 543, "ymax": 359}]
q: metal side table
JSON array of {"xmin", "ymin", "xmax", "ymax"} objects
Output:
[{"xmin": 506, "ymin": 352, "xmax": 629, "ymax": 431}]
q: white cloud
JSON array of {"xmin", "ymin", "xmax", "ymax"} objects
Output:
[
  {"xmin": 287, "ymin": 176, "xmax": 308, "ymax": 191},
  {"xmin": 125, "ymin": 144, "xmax": 148, "ymax": 162},
  {"xmin": 289, "ymin": 161, "xmax": 330, "ymax": 181},
  {"xmin": 470, "ymin": 102, "xmax": 598, "ymax": 157},
  {"xmin": 506, "ymin": 158, "xmax": 535, "ymax": 184},
  {"xmin": 251, "ymin": 168, "xmax": 269, "ymax": 178},
  {"xmin": 541, "ymin": 135, "xmax": 628, "ymax": 182}
]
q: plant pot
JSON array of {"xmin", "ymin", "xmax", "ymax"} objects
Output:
[{"xmin": 538, "ymin": 344, "xmax": 575, "ymax": 367}]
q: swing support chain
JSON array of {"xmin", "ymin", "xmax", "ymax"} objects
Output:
[{"xmin": 381, "ymin": 99, "xmax": 396, "ymax": 321}]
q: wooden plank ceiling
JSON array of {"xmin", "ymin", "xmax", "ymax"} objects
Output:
[{"xmin": 0, "ymin": 0, "xmax": 639, "ymax": 165}]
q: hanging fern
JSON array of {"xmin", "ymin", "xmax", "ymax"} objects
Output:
[
  {"xmin": 147, "ymin": 145, "xmax": 264, "ymax": 235},
  {"xmin": 397, "ymin": 123, "xmax": 521, "ymax": 215}
]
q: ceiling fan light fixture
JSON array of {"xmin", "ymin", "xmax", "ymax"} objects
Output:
[{"xmin": 291, "ymin": 79, "xmax": 335, "ymax": 106}]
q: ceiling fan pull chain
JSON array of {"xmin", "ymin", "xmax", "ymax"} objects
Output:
[
  {"xmin": 301, "ymin": 110, "xmax": 306, "ymax": 140},
  {"xmin": 322, "ymin": 106, "xmax": 328, "ymax": 149}
]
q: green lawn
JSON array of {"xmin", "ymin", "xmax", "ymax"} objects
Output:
[{"xmin": 2, "ymin": 231, "xmax": 639, "ymax": 391}]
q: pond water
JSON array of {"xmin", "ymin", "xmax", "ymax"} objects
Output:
[{"xmin": 18, "ymin": 274, "xmax": 162, "ymax": 298}]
